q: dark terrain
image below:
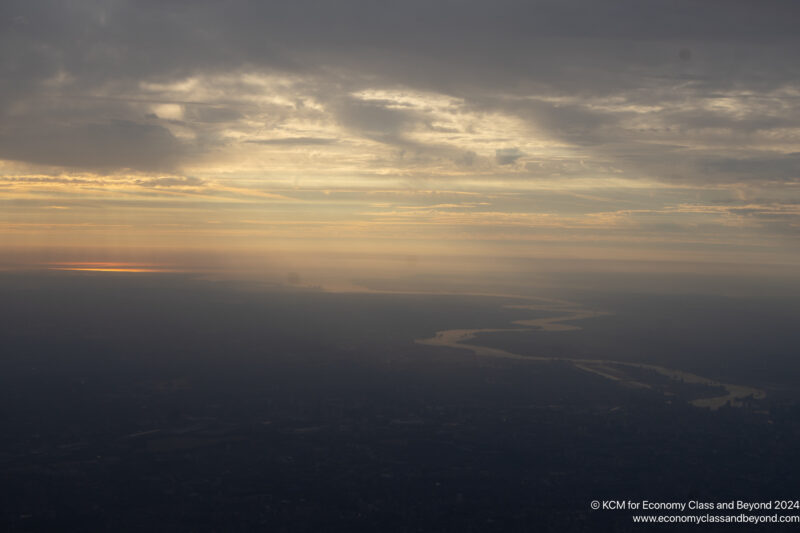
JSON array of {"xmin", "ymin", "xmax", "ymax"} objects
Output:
[{"xmin": 1, "ymin": 272, "xmax": 799, "ymax": 532}]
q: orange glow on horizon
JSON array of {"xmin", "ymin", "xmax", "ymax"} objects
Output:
[
  {"xmin": 47, "ymin": 262, "xmax": 176, "ymax": 273},
  {"xmin": 49, "ymin": 267, "xmax": 166, "ymax": 273}
]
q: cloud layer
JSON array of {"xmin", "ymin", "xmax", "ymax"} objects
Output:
[
  {"xmin": 1, "ymin": 1, "xmax": 799, "ymax": 268},
  {"xmin": 1, "ymin": 1, "xmax": 798, "ymax": 179}
]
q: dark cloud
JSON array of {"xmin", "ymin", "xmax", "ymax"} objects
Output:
[
  {"xmin": 515, "ymin": 100, "xmax": 619, "ymax": 146},
  {"xmin": 333, "ymin": 98, "xmax": 419, "ymax": 144},
  {"xmin": 1, "ymin": 1, "xmax": 799, "ymax": 180},
  {"xmin": 245, "ymin": 137, "xmax": 338, "ymax": 146},
  {"xmin": 495, "ymin": 148, "xmax": 524, "ymax": 166},
  {"xmin": 4, "ymin": 1, "xmax": 799, "ymax": 94},
  {"xmin": 699, "ymin": 153, "xmax": 800, "ymax": 182},
  {"xmin": 0, "ymin": 120, "xmax": 185, "ymax": 172}
]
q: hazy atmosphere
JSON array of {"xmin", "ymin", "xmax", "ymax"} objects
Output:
[{"xmin": 2, "ymin": 2, "xmax": 800, "ymax": 531}]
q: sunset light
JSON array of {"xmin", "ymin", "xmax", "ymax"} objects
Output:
[{"xmin": 2, "ymin": 2, "xmax": 799, "ymax": 531}]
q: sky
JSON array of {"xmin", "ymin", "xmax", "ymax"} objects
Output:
[{"xmin": 2, "ymin": 0, "xmax": 799, "ymax": 285}]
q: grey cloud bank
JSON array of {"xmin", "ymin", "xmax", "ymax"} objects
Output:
[{"xmin": 0, "ymin": 0, "xmax": 799, "ymax": 187}]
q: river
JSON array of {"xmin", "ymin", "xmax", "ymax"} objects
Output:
[{"xmin": 417, "ymin": 299, "xmax": 765, "ymax": 410}]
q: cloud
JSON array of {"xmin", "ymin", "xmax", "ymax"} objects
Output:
[
  {"xmin": 245, "ymin": 137, "xmax": 337, "ymax": 145},
  {"xmin": 495, "ymin": 148, "xmax": 525, "ymax": 165},
  {"xmin": 1, "ymin": 0, "xmax": 800, "ymax": 186},
  {"xmin": 134, "ymin": 176, "xmax": 205, "ymax": 188},
  {"xmin": 186, "ymin": 106, "xmax": 243, "ymax": 123},
  {"xmin": 0, "ymin": 120, "xmax": 185, "ymax": 172},
  {"xmin": 698, "ymin": 153, "xmax": 800, "ymax": 183},
  {"xmin": 332, "ymin": 97, "xmax": 419, "ymax": 144}
]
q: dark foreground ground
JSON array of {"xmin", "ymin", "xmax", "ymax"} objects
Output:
[{"xmin": 1, "ymin": 272, "xmax": 799, "ymax": 532}]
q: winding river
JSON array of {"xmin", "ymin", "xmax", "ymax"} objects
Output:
[{"xmin": 416, "ymin": 299, "xmax": 766, "ymax": 410}]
